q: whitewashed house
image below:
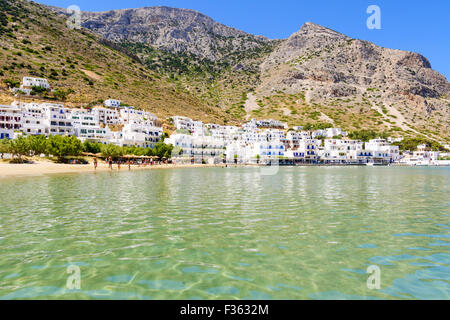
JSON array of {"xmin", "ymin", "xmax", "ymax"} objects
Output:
[
  {"xmin": 0, "ymin": 105, "xmax": 22, "ymax": 139},
  {"xmin": 92, "ymin": 107, "xmax": 121, "ymax": 125},
  {"xmin": 261, "ymin": 129, "xmax": 286, "ymax": 142},
  {"xmin": 312, "ymin": 129, "xmax": 327, "ymax": 138},
  {"xmin": 21, "ymin": 77, "xmax": 50, "ymax": 89},
  {"xmin": 104, "ymin": 99, "xmax": 121, "ymax": 108},
  {"xmin": 112, "ymin": 122, "xmax": 162, "ymax": 148},
  {"xmin": 322, "ymin": 139, "xmax": 364, "ymax": 162},
  {"xmin": 365, "ymin": 139, "xmax": 400, "ymax": 162},
  {"xmin": 297, "ymin": 138, "xmax": 321, "ymax": 161},
  {"xmin": 172, "ymin": 116, "xmax": 204, "ymax": 135},
  {"xmin": 70, "ymin": 113, "xmax": 110, "ymax": 142},
  {"xmin": 41, "ymin": 103, "xmax": 74, "ymax": 136},
  {"xmin": 413, "ymin": 144, "xmax": 440, "ymax": 161},
  {"xmin": 253, "ymin": 141, "xmax": 285, "ymax": 159},
  {"xmin": 244, "ymin": 118, "xmax": 287, "ymax": 130},
  {"xmin": 167, "ymin": 134, "xmax": 224, "ymax": 161},
  {"xmin": 120, "ymin": 107, "xmax": 158, "ymax": 125},
  {"xmin": 21, "ymin": 105, "xmax": 46, "ymax": 136},
  {"xmin": 326, "ymin": 128, "xmax": 347, "ymax": 138},
  {"xmin": 225, "ymin": 141, "xmax": 254, "ymax": 163}
]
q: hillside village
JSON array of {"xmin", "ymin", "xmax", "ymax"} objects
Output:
[{"xmin": 1, "ymin": 77, "xmax": 448, "ymax": 165}]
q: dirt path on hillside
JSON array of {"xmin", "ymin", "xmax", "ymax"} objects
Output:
[{"xmin": 244, "ymin": 93, "xmax": 259, "ymax": 120}]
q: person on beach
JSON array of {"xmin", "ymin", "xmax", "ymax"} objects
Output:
[
  {"xmin": 108, "ymin": 156, "xmax": 113, "ymax": 170},
  {"xmin": 128, "ymin": 160, "xmax": 131, "ymax": 171},
  {"xmin": 117, "ymin": 160, "xmax": 121, "ymax": 171},
  {"xmin": 93, "ymin": 157, "xmax": 98, "ymax": 171}
]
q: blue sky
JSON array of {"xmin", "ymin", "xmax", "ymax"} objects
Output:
[{"xmin": 38, "ymin": 0, "xmax": 449, "ymax": 79}]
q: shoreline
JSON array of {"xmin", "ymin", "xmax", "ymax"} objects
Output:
[
  {"xmin": 0, "ymin": 161, "xmax": 224, "ymax": 179},
  {"xmin": 0, "ymin": 160, "xmax": 448, "ymax": 180}
]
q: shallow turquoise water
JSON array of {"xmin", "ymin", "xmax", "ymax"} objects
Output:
[{"xmin": 0, "ymin": 166, "xmax": 449, "ymax": 300}]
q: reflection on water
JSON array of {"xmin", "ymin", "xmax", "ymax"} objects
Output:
[{"xmin": 0, "ymin": 167, "xmax": 449, "ymax": 300}]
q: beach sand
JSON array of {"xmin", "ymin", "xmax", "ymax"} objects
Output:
[{"xmin": 0, "ymin": 160, "xmax": 224, "ymax": 179}]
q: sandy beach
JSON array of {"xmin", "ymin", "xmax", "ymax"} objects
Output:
[{"xmin": 0, "ymin": 160, "xmax": 223, "ymax": 179}]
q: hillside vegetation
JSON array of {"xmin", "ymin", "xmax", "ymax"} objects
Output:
[
  {"xmin": 0, "ymin": 0, "xmax": 229, "ymax": 124},
  {"xmin": 0, "ymin": 1, "xmax": 448, "ymax": 142}
]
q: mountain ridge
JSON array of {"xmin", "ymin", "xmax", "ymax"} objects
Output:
[{"xmin": 2, "ymin": 1, "xmax": 448, "ymax": 141}]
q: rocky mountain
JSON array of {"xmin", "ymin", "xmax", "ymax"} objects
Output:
[
  {"xmin": 7, "ymin": 2, "xmax": 450, "ymax": 141},
  {"xmin": 0, "ymin": 0, "xmax": 227, "ymax": 124},
  {"xmin": 60, "ymin": 6, "xmax": 449, "ymax": 140},
  {"xmin": 260, "ymin": 22, "xmax": 449, "ymax": 99},
  {"xmin": 256, "ymin": 22, "xmax": 449, "ymax": 140},
  {"xmin": 61, "ymin": 6, "xmax": 271, "ymax": 63}
]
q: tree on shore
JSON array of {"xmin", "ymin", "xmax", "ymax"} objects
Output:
[
  {"xmin": 9, "ymin": 136, "xmax": 30, "ymax": 162},
  {"xmin": 46, "ymin": 135, "xmax": 82, "ymax": 160},
  {"xmin": 83, "ymin": 140, "xmax": 102, "ymax": 154},
  {"xmin": 28, "ymin": 135, "xmax": 47, "ymax": 156},
  {"xmin": 2, "ymin": 135, "xmax": 175, "ymax": 162},
  {"xmin": 0, "ymin": 139, "xmax": 11, "ymax": 159},
  {"xmin": 101, "ymin": 143, "xmax": 123, "ymax": 159},
  {"xmin": 151, "ymin": 141, "xmax": 173, "ymax": 159}
]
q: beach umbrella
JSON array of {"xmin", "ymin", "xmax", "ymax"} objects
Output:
[{"xmin": 81, "ymin": 152, "xmax": 97, "ymax": 157}]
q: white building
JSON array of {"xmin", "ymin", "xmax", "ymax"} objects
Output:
[
  {"xmin": 21, "ymin": 77, "xmax": 50, "ymax": 89},
  {"xmin": 296, "ymin": 138, "xmax": 321, "ymax": 160},
  {"xmin": 41, "ymin": 103, "xmax": 74, "ymax": 136},
  {"xmin": 365, "ymin": 139, "xmax": 400, "ymax": 162},
  {"xmin": 261, "ymin": 129, "xmax": 286, "ymax": 142},
  {"xmin": 104, "ymin": 99, "xmax": 121, "ymax": 108},
  {"xmin": 166, "ymin": 134, "xmax": 225, "ymax": 161},
  {"xmin": 321, "ymin": 139, "xmax": 364, "ymax": 162},
  {"xmin": 244, "ymin": 118, "xmax": 287, "ymax": 130},
  {"xmin": 387, "ymin": 137, "xmax": 404, "ymax": 144},
  {"xmin": 70, "ymin": 113, "xmax": 110, "ymax": 143},
  {"xmin": 111, "ymin": 122, "xmax": 162, "ymax": 148},
  {"xmin": 172, "ymin": 116, "xmax": 204, "ymax": 136},
  {"xmin": 21, "ymin": 105, "xmax": 46, "ymax": 136},
  {"xmin": 224, "ymin": 140, "xmax": 285, "ymax": 164},
  {"xmin": 325, "ymin": 128, "xmax": 347, "ymax": 138},
  {"xmin": 253, "ymin": 141, "xmax": 285, "ymax": 159},
  {"xmin": 120, "ymin": 107, "xmax": 158, "ymax": 125},
  {"xmin": 0, "ymin": 105, "xmax": 22, "ymax": 139},
  {"xmin": 412, "ymin": 144, "xmax": 440, "ymax": 161},
  {"xmin": 92, "ymin": 107, "xmax": 120, "ymax": 125}
]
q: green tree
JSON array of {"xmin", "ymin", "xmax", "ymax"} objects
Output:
[
  {"xmin": 152, "ymin": 141, "xmax": 173, "ymax": 159},
  {"xmin": 101, "ymin": 143, "xmax": 123, "ymax": 159},
  {"xmin": 9, "ymin": 136, "xmax": 30, "ymax": 162},
  {"xmin": 3, "ymin": 79, "xmax": 20, "ymax": 88},
  {"xmin": 83, "ymin": 140, "xmax": 102, "ymax": 154},
  {"xmin": 393, "ymin": 138, "xmax": 446, "ymax": 152},
  {"xmin": 348, "ymin": 130, "xmax": 388, "ymax": 142},
  {"xmin": 53, "ymin": 88, "xmax": 74, "ymax": 101},
  {"xmin": 46, "ymin": 135, "xmax": 82, "ymax": 160},
  {"xmin": 0, "ymin": 139, "xmax": 11, "ymax": 159},
  {"xmin": 28, "ymin": 135, "xmax": 47, "ymax": 156},
  {"xmin": 63, "ymin": 136, "xmax": 83, "ymax": 157}
]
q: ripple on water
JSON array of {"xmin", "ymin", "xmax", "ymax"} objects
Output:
[
  {"xmin": 205, "ymin": 286, "xmax": 239, "ymax": 295},
  {"xmin": 138, "ymin": 280, "xmax": 186, "ymax": 291},
  {"xmin": 0, "ymin": 167, "xmax": 449, "ymax": 300},
  {"xmin": 106, "ymin": 275, "xmax": 135, "ymax": 283},
  {"xmin": 181, "ymin": 266, "xmax": 219, "ymax": 274}
]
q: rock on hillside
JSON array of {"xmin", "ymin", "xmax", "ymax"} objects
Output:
[{"xmin": 76, "ymin": 6, "xmax": 270, "ymax": 62}]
